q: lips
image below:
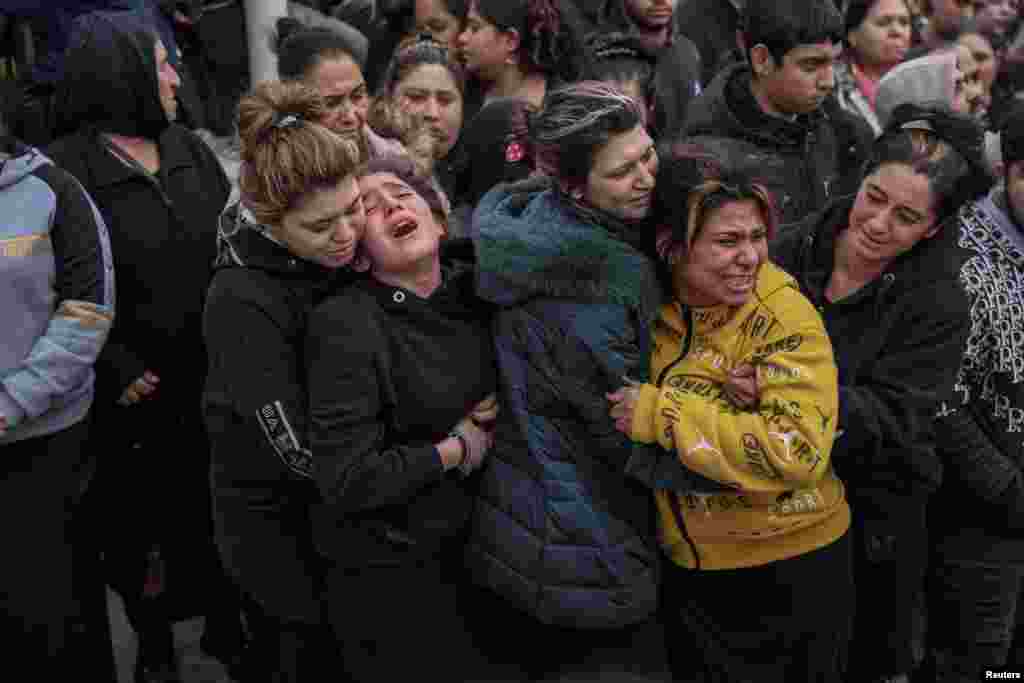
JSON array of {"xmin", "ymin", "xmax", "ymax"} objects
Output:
[
  {"xmin": 392, "ymin": 217, "xmax": 418, "ymax": 239},
  {"xmin": 724, "ymin": 275, "xmax": 755, "ymax": 292}
]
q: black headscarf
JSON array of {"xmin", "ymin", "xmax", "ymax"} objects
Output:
[
  {"xmin": 53, "ymin": 10, "xmax": 170, "ymax": 140},
  {"xmin": 886, "ymin": 102, "xmax": 993, "ymax": 219}
]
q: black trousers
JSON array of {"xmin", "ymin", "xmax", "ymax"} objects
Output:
[
  {"xmin": 457, "ymin": 578, "xmax": 672, "ymax": 682},
  {"xmin": 662, "ymin": 532, "xmax": 854, "ymax": 683},
  {"xmin": 0, "ymin": 418, "xmax": 115, "ymax": 680}
]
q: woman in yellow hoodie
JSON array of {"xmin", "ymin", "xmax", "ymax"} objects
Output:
[{"xmin": 608, "ymin": 145, "xmax": 852, "ymax": 681}]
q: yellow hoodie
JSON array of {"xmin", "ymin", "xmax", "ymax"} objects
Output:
[{"xmin": 631, "ymin": 262, "xmax": 850, "ymax": 570}]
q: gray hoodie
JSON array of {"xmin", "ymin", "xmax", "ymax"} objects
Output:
[{"xmin": 0, "ymin": 139, "xmax": 114, "ymax": 443}]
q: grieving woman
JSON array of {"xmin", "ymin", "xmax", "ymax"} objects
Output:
[
  {"xmin": 607, "ymin": 147, "xmax": 851, "ymax": 682},
  {"xmin": 203, "ymin": 81, "xmax": 364, "ymax": 681},
  {"xmin": 305, "ymin": 155, "xmax": 499, "ymax": 681},
  {"xmin": 467, "ymin": 81, "xmax": 672, "ymax": 680},
  {"xmin": 771, "ymin": 104, "xmax": 989, "ymax": 682}
]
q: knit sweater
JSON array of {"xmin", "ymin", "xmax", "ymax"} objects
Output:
[{"xmin": 931, "ymin": 191, "xmax": 1024, "ymax": 559}]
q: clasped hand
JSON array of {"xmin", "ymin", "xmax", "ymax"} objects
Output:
[{"xmin": 606, "ymin": 363, "xmax": 761, "ymax": 435}]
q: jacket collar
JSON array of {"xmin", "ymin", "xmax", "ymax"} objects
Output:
[
  {"xmin": 84, "ymin": 126, "xmax": 194, "ymax": 190},
  {"xmin": 473, "ymin": 178, "xmax": 663, "ymax": 321},
  {"xmin": 798, "ymin": 195, "xmax": 967, "ymax": 303},
  {"xmin": 691, "ymin": 64, "xmax": 827, "ymax": 148}
]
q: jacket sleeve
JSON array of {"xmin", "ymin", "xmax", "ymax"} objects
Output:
[
  {"xmin": 630, "ymin": 299, "xmax": 839, "ymax": 492},
  {"xmin": 306, "ymin": 294, "xmax": 444, "ymax": 513},
  {"xmin": 831, "ymin": 280, "xmax": 968, "ymax": 489},
  {"xmin": 0, "ymin": 168, "xmax": 114, "ymax": 427},
  {"xmin": 202, "ymin": 273, "xmax": 313, "ymax": 479}
]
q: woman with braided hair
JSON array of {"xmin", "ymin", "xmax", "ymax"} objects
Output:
[{"xmin": 456, "ymin": 0, "xmax": 585, "ymax": 108}]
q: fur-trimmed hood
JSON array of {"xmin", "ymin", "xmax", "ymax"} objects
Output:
[{"xmin": 472, "ymin": 178, "xmax": 663, "ymax": 323}]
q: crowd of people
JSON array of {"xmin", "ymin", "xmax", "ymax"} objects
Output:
[{"xmin": 2, "ymin": 0, "xmax": 1024, "ymax": 682}]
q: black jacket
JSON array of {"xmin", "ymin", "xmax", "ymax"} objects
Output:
[
  {"xmin": 46, "ymin": 9, "xmax": 229, "ymax": 415},
  {"xmin": 305, "ymin": 245, "xmax": 497, "ymax": 567},
  {"xmin": 684, "ymin": 64, "xmax": 872, "ymax": 234},
  {"xmin": 581, "ymin": 0, "xmax": 703, "ymax": 137},
  {"xmin": 771, "ymin": 197, "xmax": 970, "ymax": 527},
  {"xmin": 674, "ymin": 0, "xmax": 743, "ymax": 86},
  {"xmin": 202, "ymin": 204, "xmax": 352, "ymax": 622},
  {"xmin": 47, "ymin": 125, "xmax": 228, "ymax": 414},
  {"xmin": 930, "ymin": 193, "xmax": 1024, "ymax": 558}
]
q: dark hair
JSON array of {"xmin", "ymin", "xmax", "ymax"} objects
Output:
[
  {"xmin": 650, "ymin": 143, "xmax": 777, "ymax": 294},
  {"xmin": 455, "ymin": 96, "xmax": 536, "ymax": 205},
  {"xmin": 742, "ymin": 0, "xmax": 843, "ymax": 66},
  {"xmin": 582, "ymin": 32, "xmax": 657, "ymax": 125},
  {"xmin": 844, "ymin": 0, "xmax": 912, "ymax": 37},
  {"xmin": 273, "ymin": 17, "xmax": 365, "ymax": 80},
  {"xmin": 377, "ymin": 35, "xmax": 467, "ymax": 100},
  {"xmin": 472, "ymin": 0, "xmax": 583, "ymax": 81},
  {"xmin": 356, "ymin": 154, "xmax": 449, "ymax": 218},
  {"xmin": 999, "ymin": 99, "xmax": 1024, "ymax": 167},
  {"xmin": 529, "ymin": 81, "xmax": 643, "ymax": 192},
  {"xmin": 867, "ymin": 103, "xmax": 993, "ymax": 222},
  {"xmin": 654, "ymin": 142, "xmax": 778, "ymax": 260}
]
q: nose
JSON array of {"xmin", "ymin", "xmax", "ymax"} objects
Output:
[
  {"xmin": 332, "ymin": 218, "xmax": 356, "ymax": 244},
  {"xmin": 819, "ymin": 63, "xmax": 835, "ymax": 92},
  {"xmin": 735, "ymin": 240, "xmax": 758, "ymax": 266},
  {"xmin": 635, "ymin": 159, "xmax": 655, "ymax": 190},
  {"xmin": 456, "ymin": 29, "xmax": 469, "ymax": 48},
  {"xmin": 423, "ymin": 97, "xmax": 441, "ymax": 121}
]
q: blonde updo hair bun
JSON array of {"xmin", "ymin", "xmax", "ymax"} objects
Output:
[{"xmin": 237, "ymin": 80, "xmax": 361, "ymax": 227}]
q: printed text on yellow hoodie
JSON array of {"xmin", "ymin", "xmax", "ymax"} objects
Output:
[{"xmin": 631, "ymin": 262, "xmax": 850, "ymax": 570}]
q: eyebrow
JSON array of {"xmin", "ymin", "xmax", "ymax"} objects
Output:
[
  {"xmin": 301, "ymin": 211, "xmax": 341, "ymax": 228},
  {"xmin": 868, "ymin": 183, "xmax": 926, "ymax": 221},
  {"xmin": 607, "ymin": 144, "xmax": 653, "ymax": 175}
]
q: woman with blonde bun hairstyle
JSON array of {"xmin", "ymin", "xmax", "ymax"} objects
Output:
[{"xmin": 202, "ymin": 80, "xmax": 364, "ymax": 683}]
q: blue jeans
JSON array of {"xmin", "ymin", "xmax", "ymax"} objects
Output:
[{"xmin": 926, "ymin": 555, "xmax": 1024, "ymax": 681}]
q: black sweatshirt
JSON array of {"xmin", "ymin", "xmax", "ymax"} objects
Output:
[{"xmin": 306, "ymin": 249, "xmax": 497, "ymax": 566}]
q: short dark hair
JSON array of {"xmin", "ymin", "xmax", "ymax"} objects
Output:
[
  {"xmin": 273, "ymin": 17, "xmax": 365, "ymax": 80},
  {"xmin": 529, "ymin": 81, "xmax": 643, "ymax": 193},
  {"xmin": 742, "ymin": 0, "xmax": 843, "ymax": 66},
  {"xmin": 844, "ymin": 0, "xmax": 912, "ymax": 39}
]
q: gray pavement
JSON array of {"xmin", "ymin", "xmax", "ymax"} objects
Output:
[{"xmin": 108, "ymin": 589, "xmax": 233, "ymax": 683}]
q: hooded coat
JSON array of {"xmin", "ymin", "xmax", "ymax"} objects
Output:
[
  {"xmin": 0, "ymin": 139, "xmax": 115, "ymax": 444},
  {"xmin": 683, "ymin": 63, "xmax": 872, "ymax": 234},
  {"xmin": 203, "ymin": 203, "xmax": 354, "ymax": 622},
  {"xmin": 467, "ymin": 179, "xmax": 708, "ymax": 630}
]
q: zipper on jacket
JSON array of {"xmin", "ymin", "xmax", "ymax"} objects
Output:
[{"xmin": 654, "ymin": 305, "xmax": 703, "ymax": 569}]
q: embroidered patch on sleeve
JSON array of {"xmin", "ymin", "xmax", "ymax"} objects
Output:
[{"xmin": 257, "ymin": 401, "xmax": 314, "ymax": 478}]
